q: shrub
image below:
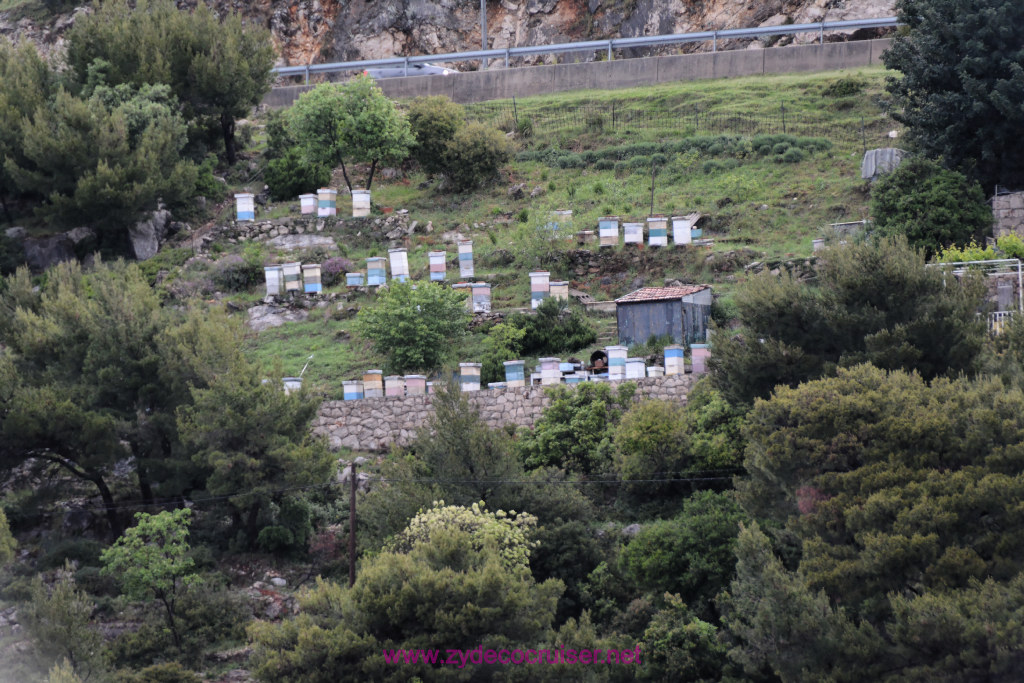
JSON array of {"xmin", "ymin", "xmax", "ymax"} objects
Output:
[
  {"xmin": 321, "ymin": 256, "xmax": 355, "ymax": 287},
  {"xmin": 628, "ymin": 155, "xmax": 652, "ymax": 170},
  {"xmin": 407, "ymin": 96, "xmax": 465, "ymax": 176},
  {"xmin": 823, "ymin": 76, "xmax": 866, "ymax": 97},
  {"xmin": 211, "ymin": 243, "xmax": 264, "ymax": 292},
  {"xmin": 595, "ymin": 158, "xmax": 614, "ymax": 170},
  {"xmin": 614, "ymin": 400, "xmax": 691, "ymax": 499},
  {"xmin": 997, "ymin": 234, "xmax": 1024, "ymax": 260},
  {"xmin": 114, "ymin": 662, "xmax": 202, "ymax": 683},
  {"xmin": 871, "ymin": 156, "xmax": 991, "ymax": 255},
  {"xmin": 507, "ymin": 297, "xmax": 596, "ymax": 356},
  {"xmin": 442, "ymin": 122, "xmax": 510, "ymax": 192},
  {"xmin": 516, "ymin": 116, "xmax": 533, "ymax": 138},
  {"xmin": 781, "ymin": 147, "xmax": 806, "ymax": 163},
  {"xmin": 265, "ymin": 147, "xmax": 331, "ymax": 202}
]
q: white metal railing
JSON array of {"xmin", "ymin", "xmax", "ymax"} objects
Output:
[
  {"xmin": 272, "ymin": 17, "xmax": 900, "ymax": 84},
  {"xmin": 990, "ymin": 310, "xmax": 1015, "ymax": 335}
]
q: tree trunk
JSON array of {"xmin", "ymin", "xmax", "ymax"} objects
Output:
[
  {"xmin": 339, "ymin": 158, "xmax": 353, "ymax": 194},
  {"xmin": 221, "ymin": 113, "xmax": 236, "ymax": 166},
  {"xmin": 157, "ymin": 592, "xmax": 182, "ymax": 651},
  {"xmin": 137, "ymin": 464, "xmax": 155, "ymax": 510},
  {"xmin": 366, "ymin": 158, "xmax": 378, "ymax": 191},
  {"xmin": 244, "ymin": 501, "xmax": 262, "ymax": 548},
  {"xmin": 0, "ymin": 194, "xmax": 12, "ymax": 225},
  {"xmin": 94, "ymin": 476, "xmax": 123, "ymax": 539}
]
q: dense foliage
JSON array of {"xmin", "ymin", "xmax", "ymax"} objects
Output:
[
  {"xmin": 871, "ymin": 156, "xmax": 991, "ymax": 255},
  {"xmin": 883, "ymin": 0, "xmax": 1024, "ymax": 190},
  {"xmin": 355, "ymin": 280, "xmax": 471, "ymax": 373},
  {"xmin": 711, "ymin": 237, "xmax": 985, "ymax": 404}
]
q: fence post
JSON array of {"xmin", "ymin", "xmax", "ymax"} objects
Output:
[
  {"xmin": 861, "ymin": 115, "xmax": 867, "ymax": 155},
  {"xmin": 608, "ymin": 40, "xmax": 613, "ymax": 61},
  {"xmin": 781, "ymin": 102, "xmax": 786, "ymax": 135},
  {"xmin": 512, "ymin": 96, "xmax": 519, "ymax": 130}
]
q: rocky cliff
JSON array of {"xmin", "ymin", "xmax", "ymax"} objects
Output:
[{"xmin": 1, "ymin": 0, "xmax": 894, "ymax": 69}]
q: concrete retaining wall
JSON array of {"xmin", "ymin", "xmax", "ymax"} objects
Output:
[
  {"xmin": 264, "ymin": 38, "xmax": 892, "ymax": 108},
  {"xmin": 314, "ymin": 373, "xmax": 696, "ymax": 452}
]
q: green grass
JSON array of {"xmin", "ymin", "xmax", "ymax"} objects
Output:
[{"xmin": 211, "ymin": 67, "xmax": 895, "ymax": 380}]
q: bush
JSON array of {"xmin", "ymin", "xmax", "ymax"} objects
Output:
[
  {"xmin": 321, "ymin": 256, "xmax": 355, "ymax": 287},
  {"xmin": 407, "ymin": 96, "xmax": 465, "ymax": 176},
  {"xmin": 137, "ymin": 247, "xmax": 192, "ymax": 286},
  {"xmin": 442, "ymin": 122, "xmax": 510, "ymax": 192},
  {"xmin": 823, "ymin": 76, "xmax": 866, "ymax": 97},
  {"xmin": 265, "ymin": 147, "xmax": 331, "ymax": 202},
  {"xmin": 614, "ymin": 400, "xmax": 691, "ymax": 500},
  {"xmin": 595, "ymin": 158, "xmax": 615, "ymax": 170},
  {"xmin": 998, "ymin": 234, "xmax": 1024, "ymax": 260},
  {"xmin": 211, "ymin": 243, "xmax": 264, "ymax": 292},
  {"xmin": 506, "ymin": 297, "xmax": 596, "ymax": 356},
  {"xmin": 114, "ymin": 662, "xmax": 202, "ymax": 683},
  {"xmin": 38, "ymin": 538, "xmax": 103, "ymax": 570},
  {"xmin": 871, "ymin": 156, "xmax": 991, "ymax": 255},
  {"xmin": 780, "ymin": 147, "xmax": 806, "ymax": 163}
]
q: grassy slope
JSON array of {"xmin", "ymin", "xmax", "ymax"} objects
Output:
[{"xmin": 229, "ymin": 65, "xmax": 895, "ymax": 397}]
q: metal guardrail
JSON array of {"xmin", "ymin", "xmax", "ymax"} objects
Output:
[{"xmin": 273, "ymin": 17, "xmax": 900, "ymax": 84}]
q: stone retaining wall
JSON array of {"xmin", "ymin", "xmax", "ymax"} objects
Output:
[{"xmin": 314, "ymin": 373, "xmax": 696, "ymax": 452}]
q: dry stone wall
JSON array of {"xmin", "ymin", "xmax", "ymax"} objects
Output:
[
  {"xmin": 314, "ymin": 373, "xmax": 696, "ymax": 452},
  {"xmin": 992, "ymin": 192, "xmax": 1024, "ymax": 239}
]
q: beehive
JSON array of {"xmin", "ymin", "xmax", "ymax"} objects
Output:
[
  {"xmin": 503, "ymin": 360, "xmax": 526, "ymax": 388},
  {"xmin": 264, "ymin": 265, "xmax": 284, "ymax": 297},
  {"xmin": 672, "ymin": 214, "xmax": 699, "ymax": 245},
  {"xmin": 346, "ymin": 272, "xmax": 365, "ymax": 287},
  {"xmin": 549, "ymin": 281, "xmax": 569, "ymax": 301},
  {"xmin": 548, "ymin": 209, "xmax": 573, "ymax": 232},
  {"xmin": 302, "ymin": 264, "xmax": 322, "ymax": 294},
  {"xmin": 388, "ymin": 248, "xmax": 409, "ymax": 283},
  {"xmin": 471, "ymin": 282, "xmax": 491, "ymax": 313},
  {"xmin": 606, "ymin": 345, "xmax": 628, "ymax": 380},
  {"xmin": 458, "ymin": 240, "xmax": 474, "ymax": 278},
  {"xmin": 539, "ymin": 357, "xmax": 561, "ymax": 385},
  {"xmin": 565, "ymin": 372, "xmax": 587, "ymax": 384},
  {"xmin": 299, "ymin": 194, "xmax": 317, "ymax": 215},
  {"xmin": 647, "ymin": 215, "xmax": 668, "ymax": 247},
  {"xmin": 317, "ymin": 188, "xmax": 337, "ymax": 217},
  {"xmin": 342, "ymin": 380, "xmax": 364, "ymax": 401},
  {"xmin": 599, "ymin": 216, "xmax": 620, "ymax": 247},
  {"xmin": 577, "ymin": 230, "xmax": 596, "ymax": 245},
  {"xmin": 664, "ymin": 345, "xmax": 685, "ymax": 375},
  {"xmin": 351, "ymin": 190, "xmax": 371, "ymax": 217},
  {"xmin": 691, "ymin": 343, "xmax": 710, "ymax": 375},
  {"xmin": 362, "ymin": 370, "xmax": 384, "ymax": 398},
  {"xmin": 282, "ymin": 377, "xmax": 302, "ymax": 395},
  {"xmin": 385, "ymin": 375, "xmax": 405, "ymax": 397},
  {"xmin": 488, "ymin": 382, "xmax": 507, "ymax": 389},
  {"xmin": 646, "ymin": 366, "xmax": 665, "ymax": 378},
  {"xmin": 625, "ymin": 357, "xmax": 646, "ymax": 379},
  {"xmin": 366, "ymin": 257, "xmax": 386, "ymax": 286},
  {"xmin": 234, "ymin": 193, "xmax": 255, "ymax": 221},
  {"xmin": 452, "ymin": 282, "xmax": 472, "ymax": 311},
  {"xmin": 459, "ymin": 363, "xmax": 481, "ymax": 392},
  {"xmin": 429, "ymin": 251, "xmax": 447, "ymax": 282},
  {"xmin": 282, "ymin": 262, "xmax": 302, "ymax": 293},
  {"xmin": 404, "ymin": 374, "xmax": 426, "ymax": 396},
  {"xmin": 623, "ymin": 222, "xmax": 644, "ymax": 245},
  {"xmin": 530, "ymin": 271, "xmax": 550, "ymax": 309}
]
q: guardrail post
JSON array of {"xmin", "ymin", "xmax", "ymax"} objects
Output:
[
  {"xmin": 505, "ymin": 48, "xmax": 510, "ymax": 68},
  {"xmin": 713, "ymin": 31, "xmax": 718, "ymax": 52},
  {"xmin": 304, "ymin": 66, "xmax": 309, "ymax": 85},
  {"xmin": 607, "ymin": 40, "xmax": 613, "ymax": 61},
  {"xmin": 819, "ymin": 23, "xmax": 824, "ymax": 44},
  {"xmin": 403, "ymin": 57, "xmax": 409, "ymax": 77}
]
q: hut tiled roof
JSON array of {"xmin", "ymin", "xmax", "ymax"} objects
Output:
[{"xmin": 615, "ymin": 285, "xmax": 710, "ymax": 304}]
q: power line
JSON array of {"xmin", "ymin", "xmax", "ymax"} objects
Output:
[{"xmin": 10, "ymin": 469, "xmax": 746, "ymax": 516}]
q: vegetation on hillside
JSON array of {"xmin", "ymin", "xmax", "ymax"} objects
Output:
[{"xmin": 4, "ymin": 0, "xmax": 1024, "ymax": 679}]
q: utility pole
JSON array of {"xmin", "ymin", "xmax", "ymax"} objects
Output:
[
  {"xmin": 348, "ymin": 460, "xmax": 357, "ymax": 587},
  {"xmin": 481, "ymin": 0, "xmax": 488, "ymax": 70}
]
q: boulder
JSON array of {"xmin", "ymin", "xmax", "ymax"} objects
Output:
[
  {"xmin": 861, "ymin": 148, "xmax": 907, "ymax": 181},
  {"xmin": 23, "ymin": 233, "xmax": 74, "ymax": 272},
  {"xmin": 265, "ymin": 234, "xmax": 338, "ymax": 251},
  {"xmin": 4, "ymin": 227, "xmax": 26, "ymax": 240},
  {"xmin": 129, "ymin": 208, "xmax": 172, "ymax": 261},
  {"xmin": 247, "ymin": 305, "xmax": 310, "ymax": 332}
]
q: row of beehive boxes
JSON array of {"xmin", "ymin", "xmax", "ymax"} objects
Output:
[
  {"xmin": 345, "ymin": 241, "xmax": 475, "ymax": 287},
  {"xmin": 591, "ymin": 214, "xmax": 703, "ymax": 247},
  {"xmin": 528, "ymin": 271, "xmax": 570, "ymax": 309},
  {"xmin": 234, "ymin": 188, "xmax": 372, "ymax": 220},
  {"xmin": 264, "ymin": 262, "xmax": 322, "ymax": 295},
  {"xmin": 336, "ymin": 345, "xmax": 710, "ymax": 401}
]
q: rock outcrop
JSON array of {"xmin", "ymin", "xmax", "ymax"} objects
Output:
[{"xmin": 2, "ymin": 0, "xmax": 896, "ymax": 72}]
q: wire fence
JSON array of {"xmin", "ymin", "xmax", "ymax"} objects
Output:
[{"xmin": 464, "ymin": 99, "xmax": 899, "ymax": 151}]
